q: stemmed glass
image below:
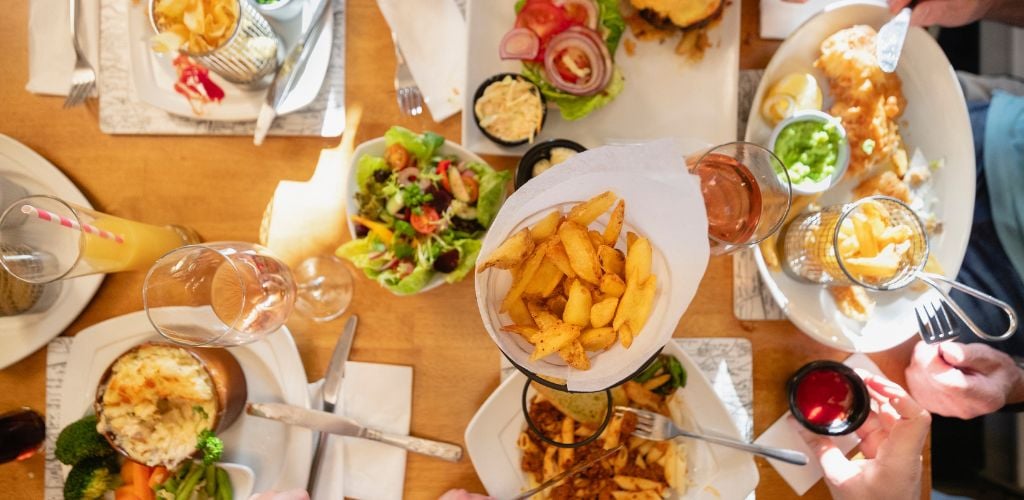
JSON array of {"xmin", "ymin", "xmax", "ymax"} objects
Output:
[
  {"xmin": 143, "ymin": 242, "xmax": 353, "ymax": 347},
  {"xmin": 687, "ymin": 142, "xmax": 793, "ymax": 255}
]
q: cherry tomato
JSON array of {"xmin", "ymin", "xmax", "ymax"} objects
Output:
[
  {"xmin": 410, "ymin": 206, "xmax": 440, "ymax": 234},
  {"xmin": 552, "ymin": 46, "xmax": 592, "ymax": 84},
  {"xmin": 516, "ymin": 1, "xmax": 572, "ymax": 51},
  {"xmin": 461, "ymin": 173, "xmax": 479, "ymax": 203}
]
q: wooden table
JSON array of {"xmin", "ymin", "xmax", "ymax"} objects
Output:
[{"xmin": 0, "ymin": 0, "xmax": 929, "ymax": 498}]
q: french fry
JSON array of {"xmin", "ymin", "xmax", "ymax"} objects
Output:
[
  {"xmin": 851, "ymin": 213, "xmax": 878, "ymax": 257},
  {"xmin": 545, "ymin": 295, "xmax": 568, "ymax": 316},
  {"xmin": 626, "ymin": 231, "xmax": 639, "ymax": 248},
  {"xmin": 641, "ymin": 374, "xmax": 671, "ymax": 391},
  {"xmin": 580, "ymin": 327, "xmax": 616, "ymax": 351},
  {"xmin": 530, "ymin": 210, "xmax": 562, "ymax": 241},
  {"xmin": 627, "ymin": 276, "xmax": 657, "ymax": 333},
  {"xmin": 547, "ymin": 242, "xmax": 576, "ymax": 278},
  {"xmin": 559, "ymin": 340, "xmax": 591, "ymax": 370},
  {"xmin": 502, "ymin": 324, "xmax": 539, "ymax": 342},
  {"xmin": 590, "ymin": 297, "xmax": 618, "ymax": 328},
  {"xmin": 531, "ymin": 322, "xmax": 581, "ymax": 361},
  {"xmin": 501, "ymin": 242, "xmax": 548, "ymax": 312},
  {"xmin": 625, "ymin": 237, "xmax": 652, "ymax": 283},
  {"xmin": 524, "ymin": 259, "xmax": 564, "ymax": 298},
  {"xmin": 564, "ymin": 279, "xmax": 593, "ymax": 327},
  {"xmin": 527, "ymin": 301, "xmax": 559, "ymax": 330},
  {"xmin": 623, "ymin": 381, "xmax": 662, "ymax": 411},
  {"xmin": 619, "ymin": 323, "xmax": 634, "ymax": 348},
  {"xmin": 603, "ymin": 200, "xmax": 625, "ymax": 245},
  {"xmin": 598, "ymin": 245, "xmax": 625, "ymax": 278},
  {"xmin": 600, "ymin": 273, "xmax": 626, "ymax": 298},
  {"xmin": 589, "ymin": 230, "xmax": 605, "ymax": 250},
  {"xmin": 507, "ymin": 297, "xmax": 535, "ymax": 327},
  {"xmin": 479, "ymin": 228, "xmax": 534, "ymax": 273},
  {"xmin": 559, "ymin": 221, "xmax": 602, "ymax": 284},
  {"xmin": 567, "ymin": 191, "xmax": 617, "ymax": 226}
]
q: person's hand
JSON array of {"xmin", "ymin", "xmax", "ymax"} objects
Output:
[
  {"xmin": 791, "ymin": 372, "xmax": 930, "ymax": 500},
  {"xmin": 249, "ymin": 490, "xmax": 310, "ymax": 500},
  {"xmin": 438, "ymin": 489, "xmax": 494, "ymax": 500},
  {"xmin": 888, "ymin": 0, "xmax": 1001, "ymax": 27},
  {"xmin": 905, "ymin": 341, "xmax": 1024, "ymax": 419}
]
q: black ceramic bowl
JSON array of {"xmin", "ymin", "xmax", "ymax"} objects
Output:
[
  {"xmin": 514, "ymin": 139, "xmax": 587, "ymax": 189},
  {"xmin": 787, "ymin": 360, "xmax": 869, "ymax": 436},
  {"xmin": 472, "ymin": 72, "xmax": 547, "ymax": 148}
]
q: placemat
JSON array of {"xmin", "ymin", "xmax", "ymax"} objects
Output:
[
  {"xmin": 97, "ymin": 0, "xmax": 346, "ymax": 136},
  {"xmin": 734, "ymin": 70, "xmax": 787, "ymax": 321}
]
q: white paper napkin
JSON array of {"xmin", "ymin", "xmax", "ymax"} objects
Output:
[
  {"xmin": 310, "ymin": 361, "xmax": 413, "ymax": 500},
  {"xmin": 27, "ymin": 0, "xmax": 100, "ymax": 95},
  {"xmin": 753, "ymin": 353, "xmax": 882, "ymax": 495},
  {"xmin": 476, "ymin": 138, "xmax": 711, "ymax": 392},
  {"xmin": 375, "ymin": 0, "xmax": 465, "ymax": 122},
  {"xmin": 760, "ymin": 0, "xmax": 837, "ymax": 40}
]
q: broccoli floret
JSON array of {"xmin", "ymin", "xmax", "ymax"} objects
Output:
[
  {"xmin": 55, "ymin": 415, "xmax": 114, "ymax": 466},
  {"xmin": 196, "ymin": 429, "xmax": 223, "ymax": 465},
  {"xmin": 63, "ymin": 456, "xmax": 118, "ymax": 500}
]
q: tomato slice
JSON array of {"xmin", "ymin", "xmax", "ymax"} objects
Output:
[
  {"xmin": 562, "ymin": 3, "xmax": 591, "ymax": 26},
  {"xmin": 410, "ymin": 206, "xmax": 440, "ymax": 235},
  {"xmin": 516, "ymin": 1, "xmax": 572, "ymax": 46},
  {"xmin": 552, "ymin": 46, "xmax": 592, "ymax": 84}
]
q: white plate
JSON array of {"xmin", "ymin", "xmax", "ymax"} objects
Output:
[
  {"xmin": 59, "ymin": 310, "xmax": 313, "ymax": 494},
  {"xmin": 462, "ymin": 0, "xmax": 740, "ymax": 156},
  {"xmin": 465, "ymin": 341, "xmax": 758, "ymax": 499},
  {"xmin": 126, "ymin": 0, "xmax": 334, "ymax": 121},
  {"xmin": 745, "ymin": 1, "xmax": 975, "ymax": 352},
  {"xmin": 344, "ymin": 136, "xmax": 496, "ymax": 295},
  {"xmin": 0, "ymin": 134, "xmax": 103, "ymax": 369}
]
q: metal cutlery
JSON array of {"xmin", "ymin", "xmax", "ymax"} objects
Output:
[
  {"xmin": 254, "ymin": 0, "xmax": 335, "ymax": 145},
  {"xmin": 616, "ymin": 406, "xmax": 809, "ymax": 466},
  {"xmin": 913, "ymin": 272, "xmax": 1018, "ymax": 342},
  {"xmin": 246, "ymin": 402, "xmax": 463, "ymax": 462},
  {"xmin": 509, "ymin": 445, "xmax": 623, "ymax": 500},
  {"xmin": 306, "ymin": 315, "xmax": 357, "ymax": 495},
  {"xmin": 915, "ymin": 301, "xmax": 959, "ymax": 344},
  {"xmin": 391, "ymin": 32, "xmax": 424, "ymax": 117},
  {"xmin": 876, "ymin": 1, "xmax": 915, "ymax": 73},
  {"xmin": 64, "ymin": 0, "xmax": 96, "ymax": 108}
]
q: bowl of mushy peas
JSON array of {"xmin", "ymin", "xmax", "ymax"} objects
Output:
[{"xmin": 769, "ymin": 110, "xmax": 849, "ymax": 195}]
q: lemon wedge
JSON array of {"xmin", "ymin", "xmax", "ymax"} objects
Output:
[{"xmin": 761, "ymin": 73, "xmax": 823, "ymax": 125}]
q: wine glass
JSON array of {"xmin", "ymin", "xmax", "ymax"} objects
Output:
[
  {"xmin": 688, "ymin": 142, "xmax": 792, "ymax": 255},
  {"xmin": 143, "ymin": 242, "xmax": 353, "ymax": 347}
]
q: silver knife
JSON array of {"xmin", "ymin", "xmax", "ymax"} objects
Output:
[
  {"xmin": 253, "ymin": 0, "xmax": 335, "ymax": 145},
  {"xmin": 876, "ymin": 3, "xmax": 914, "ymax": 73},
  {"xmin": 306, "ymin": 315, "xmax": 358, "ymax": 496},
  {"xmin": 510, "ymin": 445, "xmax": 623, "ymax": 500},
  {"xmin": 246, "ymin": 402, "xmax": 464, "ymax": 462}
]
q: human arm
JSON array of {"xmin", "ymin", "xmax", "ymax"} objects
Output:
[{"xmin": 888, "ymin": 0, "xmax": 1024, "ymax": 28}]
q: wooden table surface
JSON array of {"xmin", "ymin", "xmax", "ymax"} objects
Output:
[{"xmin": 0, "ymin": 0, "xmax": 930, "ymax": 498}]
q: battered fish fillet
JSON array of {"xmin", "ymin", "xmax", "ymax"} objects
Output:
[
  {"xmin": 853, "ymin": 170, "xmax": 911, "ymax": 202},
  {"xmin": 829, "ymin": 286, "xmax": 874, "ymax": 322},
  {"xmin": 815, "ymin": 25, "xmax": 907, "ymax": 177}
]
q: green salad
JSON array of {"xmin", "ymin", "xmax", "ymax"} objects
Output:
[{"xmin": 337, "ymin": 127, "xmax": 510, "ymax": 294}]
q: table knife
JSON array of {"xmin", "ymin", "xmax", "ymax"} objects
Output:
[
  {"xmin": 246, "ymin": 402, "xmax": 464, "ymax": 462},
  {"xmin": 306, "ymin": 315, "xmax": 358, "ymax": 495},
  {"xmin": 876, "ymin": 1, "xmax": 915, "ymax": 73},
  {"xmin": 253, "ymin": 0, "xmax": 335, "ymax": 145},
  {"xmin": 510, "ymin": 445, "xmax": 623, "ymax": 500}
]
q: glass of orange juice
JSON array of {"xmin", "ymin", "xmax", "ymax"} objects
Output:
[{"xmin": 0, "ymin": 195, "xmax": 200, "ymax": 284}]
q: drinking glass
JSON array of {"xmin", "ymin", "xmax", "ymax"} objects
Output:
[
  {"xmin": 0, "ymin": 408, "xmax": 45, "ymax": 464},
  {"xmin": 143, "ymin": 242, "xmax": 353, "ymax": 347},
  {"xmin": 0, "ymin": 195, "xmax": 201, "ymax": 284},
  {"xmin": 687, "ymin": 142, "xmax": 792, "ymax": 255}
]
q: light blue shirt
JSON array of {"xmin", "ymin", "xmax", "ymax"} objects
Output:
[{"xmin": 984, "ymin": 91, "xmax": 1024, "ymax": 282}]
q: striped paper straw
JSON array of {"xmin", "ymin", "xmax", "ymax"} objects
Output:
[{"xmin": 21, "ymin": 205, "xmax": 125, "ymax": 244}]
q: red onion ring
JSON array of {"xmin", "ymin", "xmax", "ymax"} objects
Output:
[
  {"xmin": 542, "ymin": 27, "xmax": 611, "ymax": 96},
  {"xmin": 397, "ymin": 166, "xmax": 419, "ymax": 185},
  {"xmin": 555, "ymin": 0, "xmax": 599, "ymax": 30},
  {"xmin": 499, "ymin": 28, "xmax": 540, "ymax": 60}
]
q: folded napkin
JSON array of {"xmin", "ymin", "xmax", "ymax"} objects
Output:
[
  {"xmin": 375, "ymin": 0, "xmax": 465, "ymax": 122},
  {"xmin": 311, "ymin": 361, "xmax": 413, "ymax": 500},
  {"xmin": 752, "ymin": 353, "xmax": 882, "ymax": 495},
  {"xmin": 760, "ymin": 0, "xmax": 838, "ymax": 40},
  {"xmin": 28, "ymin": 0, "xmax": 100, "ymax": 95}
]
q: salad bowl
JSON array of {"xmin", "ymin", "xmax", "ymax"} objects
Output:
[{"xmin": 342, "ymin": 128, "xmax": 510, "ymax": 295}]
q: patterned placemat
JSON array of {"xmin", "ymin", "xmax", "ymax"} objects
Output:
[
  {"xmin": 499, "ymin": 337, "xmax": 753, "ymax": 441},
  {"xmin": 43, "ymin": 337, "xmax": 72, "ymax": 500},
  {"xmin": 97, "ymin": 0, "xmax": 346, "ymax": 136}
]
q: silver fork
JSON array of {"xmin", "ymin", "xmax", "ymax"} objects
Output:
[
  {"xmin": 64, "ymin": 0, "xmax": 96, "ymax": 108},
  {"xmin": 616, "ymin": 406, "xmax": 809, "ymax": 466},
  {"xmin": 391, "ymin": 32, "xmax": 423, "ymax": 116},
  {"xmin": 915, "ymin": 301, "xmax": 959, "ymax": 344}
]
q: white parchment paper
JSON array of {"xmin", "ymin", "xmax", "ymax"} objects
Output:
[{"xmin": 475, "ymin": 139, "xmax": 711, "ymax": 392}]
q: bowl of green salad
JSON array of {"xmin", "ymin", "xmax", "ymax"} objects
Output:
[
  {"xmin": 768, "ymin": 110, "xmax": 850, "ymax": 195},
  {"xmin": 337, "ymin": 127, "xmax": 511, "ymax": 295}
]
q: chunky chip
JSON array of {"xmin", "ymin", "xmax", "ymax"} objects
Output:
[{"xmin": 151, "ymin": 0, "xmax": 241, "ymax": 54}]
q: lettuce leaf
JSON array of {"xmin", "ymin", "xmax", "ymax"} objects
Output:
[
  {"xmin": 522, "ymin": 64, "xmax": 625, "ymax": 121},
  {"xmin": 356, "ymin": 154, "xmax": 388, "ymax": 192},
  {"xmin": 596, "ymin": 0, "xmax": 625, "ymax": 55},
  {"xmin": 445, "ymin": 239, "xmax": 482, "ymax": 284},
  {"xmin": 466, "ymin": 162, "xmax": 510, "ymax": 227},
  {"xmin": 384, "ymin": 126, "xmax": 445, "ymax": 166},
  {"xmin": 388, "ymin": 262, "xmax": 435, "ymax": 294},
  {"xmin": 335, "ymin": 237, "xmax": 387, "ymax": 279}
]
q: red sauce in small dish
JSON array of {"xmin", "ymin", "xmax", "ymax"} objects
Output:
[{"xmin": 794, "ymin": 369, "xmax": 853, "ymax": 426}]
